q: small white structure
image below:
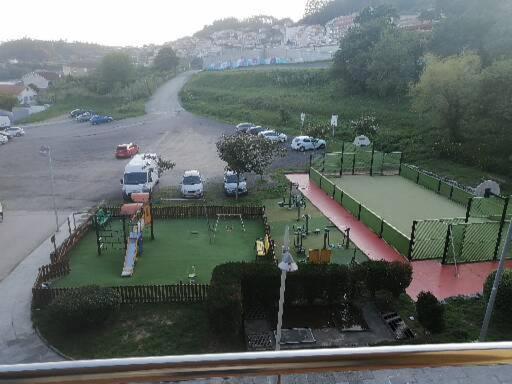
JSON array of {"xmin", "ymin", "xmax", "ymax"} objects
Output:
[
  {"xmin": 22, "ymin": 71, "xmax": 60, "ymax": 89},
  {"xmin": 0, "ymin": 84, "xmax": 37, "ymax": 105},
  {"xmin": 353, "ymin": 135, "xmax": 371, "ymax": 147}
]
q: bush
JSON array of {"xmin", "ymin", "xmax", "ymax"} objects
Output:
[
  {"xmin": 355, "ymin": 261, "xmax": 413, "ymax": 297},
  {"xmin": 47, "ymin": 286, "xmax": 121, "ymax": 331},
  {"xmin": 416, "ymin": 291, "xmax": 445, "ymax": 333},
  {"xmin": 483, "ymin": 270, "xmax": 512, "ymax": 314}
]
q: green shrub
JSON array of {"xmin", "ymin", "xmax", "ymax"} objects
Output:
[
  {"xmin": 47, "ymin": 286, "xmax": 121, "ymax": 331},
  {"xmin": 483, "ymin": 270, "xmax": 512, "ymax": 314},
  {"xmin": 416, "ymin": 291, "xmax": 445, "ymax": 333},
  {"xmin": 355, "ymin": 261, "xmax": 412, "ymax": 297},
  {"xmin": 386, "ymin": 262, "xmax": 413, "ymax": 298}
]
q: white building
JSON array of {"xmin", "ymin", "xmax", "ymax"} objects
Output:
[
  {"xmin": 0, "ymin": 84, "xmax": 38, "ymax": 105},
  {"xmin": 22, "ymin": 71, "xmax": 60, "ymax": 89}
]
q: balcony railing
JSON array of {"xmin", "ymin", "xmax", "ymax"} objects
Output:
[{"xmin": 1, "ymin": 342, "xmax": 512, "ymax": 384}]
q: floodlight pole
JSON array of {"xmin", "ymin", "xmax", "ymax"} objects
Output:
[
  {"xmin": 41, "ymin": 145, "xmax": 59, "ymax": 232},
  {"xmin": 480, "ymin": 221, "xmax": 512, "ymax": 341},
  {"xmin": 275, "ymin": 270, "xmax": 287, "ymax": 351}
]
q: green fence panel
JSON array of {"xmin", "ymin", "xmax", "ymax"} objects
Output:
[
  {"xmin": 311, "ymin": 155, "xmax": 324, "ymax": 170},
  {"xmin": 354, "ymin": 151, "xmax": 372, "ymax": 174},
  {"xmin": 360, "ymin": 205, "xmax": 383, "ymax": 235},
  {"xmin": 342, "ymin": 153, "xmax": 356, "ymax": 174},
  {"xmin": 382, "ymin": 152, "xmax": 401, "ymax": 175},
  {"xmin": 418, "ymin": 173, "xmax": 440, "ymax": 192},
  {"xmin": 321, "ymin": 176, "xmax": 335, "ymax": 196},
  {"xmin": 498, "ymin": 222, "xmax": 512, "ymax": 259},
  {"xmin": 323, "ymin": 153, "xmax": 341, "ymax": 175},
  {"xmin": 451, "ymin": 187, "xmax": 472, "ymax": 206},
  {"xmin": 342, "ymin": 192, "xmax": 360, "ymax": 217},
  {"xmin": 470, "ymin": 197, "xmax": 506, "ymax": 221},
  {"xmin": 309, "ymin": 168, "xmax": 322, "ymax": 187},
  {"xmin": 446, "ymin": 222, "xmax": 501, "ymax": 263},
  {"xmin": 400, "ymin": 165, "xmax": 418, "ymax": 182},
  {"xmin": 381, "ymin": 221, "xmax": 410, "ymax": 257},
  {"xmin": 410, "ymin": 220, "xmax": 448, "ymax": 260},
  {"xmin": 439, "ymin": 182, "xmax": 453, "ymax": 199},
  {"xmin": 334, "ymin": 186, "xmax": 344, "ymax": 205}
]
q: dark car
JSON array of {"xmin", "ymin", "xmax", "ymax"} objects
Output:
[
  {"xmin": 247, "ymin": 126, "xmax": 266, "ymax": 135},
  {"xmin": 90, "ymin": 115, "xmax": 113, "ymax": 125}
]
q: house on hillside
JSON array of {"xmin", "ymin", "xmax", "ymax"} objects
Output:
[
  {"xmin": 0, "ymin": 84, "xmax": 38, "ymax": 105},
  {"xmin": 62, "ymin": 65, "xmax": 89, "ymax": 77},
  {"xmin": 22, "ymin": 70, "xmax": 60, "ymax": 89}
]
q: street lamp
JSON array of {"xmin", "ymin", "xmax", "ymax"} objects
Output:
[
  {"xmin": 275, "ymin": 226, "xmax": 298, "ymax": 351},
  {"xmin": 39, "ymin": 145, "xmax": 59, "ymax": 232}
]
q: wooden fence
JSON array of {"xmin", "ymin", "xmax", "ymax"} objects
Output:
[
  {"xmin": 33, "ymin": 282, "xmax": 209, "ymax": 307},
  {"xmin": 103, "ymin": 205, "xmax": 265, "ymax": 219}
]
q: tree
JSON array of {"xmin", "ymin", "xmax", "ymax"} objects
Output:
[
  {"xmin": 366, "ymin": 29, "xmax": 425, "ymax": 97},
  {"xmin": 216, "ymin": 134, "xmax": 285, "ymax": 199},
  {"xmin": 354, "ymin": 4, "xmax": 398, "ymax": 25},
  {"xmin": 98, "ymin": 52, "xmax": 134, "ymax": 91},
  {"xmin": 349, "ymin": 114, "xmax": 379, "ymax": 140},
  {"xmin": 479, "ymin": 59, "xmax": 512, "ymax": 123},
  {"xmin": 411, "ymin": 53, "xmax": 481, "ymax": 142},
  {"xmin": 142, "ymin": 154, "xmax": 175, "ymax": 177},
  {"xmin": 153, "ymin": 46, "xmax": 179, "ymax": 72},
  {"xmin": 0, "ymin": 94, "xmax": 17, "ymax": 111},
  {"xmin": 304, "ymin": 121, "xmax": 330, "ymax": 139},
  {"xmin": 304, "ymin": 0, "xmax": 331, "ymax": 17}
]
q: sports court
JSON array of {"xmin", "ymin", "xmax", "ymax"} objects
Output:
[{"xmin": 332, "ymin": 175, "xmax": 468, "ymax": 235}]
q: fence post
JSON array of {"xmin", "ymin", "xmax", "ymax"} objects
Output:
[
  {"xmin": 370, "ymin": 146, "xmax": 375, "ymax": 176},
  {"xmin": 150, "ymin": 202, "xmax": 155, "ymax": 240},
  {"xmin": 339, "ymin": 142, "xmax": 345, "ymax": 177},
  {"xmin": 381, "ymin": 151, "xmax": 385, "ymax": 175},
  {"xmin": 309, "ymin": 154, "xmax": 312, "ymax": 176},
  {"xmin": 408, "ymin": 220, "xmax": 418, "ymax": 261},
  {"xmin": 442, "ymin": 224, "xmax": 452, "ymax": 264},
  {"xmin": 67, "ymin": 217, "xmax": 72, "ymax": 235},
  {"xmin": 494, "ymin": 197, "xmax": 510, "ymax": 260},
  {"xmin": 450, "ymin": 185, "xmax": 454, "ymax": 200},
  {"xmin": 465, "ymin": 198, "xmax": 473, "ymax": 223},
  {"xmin": 94, "ymin": 215, "xmax": 101, "ymax": 256},
  {"xmin": 322, "ymin": 152, "xmax": 326, "ymax": 174},
  {"xmin": 345, "ymin": 228, "xmax": 350, "ymax": 249},
  {"xmin": 416, "ymin": 170, "xmax": 420, "ymax": 184},
  {"xmin": 379, "ymin": 219, "xmax": 384, "ymax": 238},
  {"xmin": 398, "ymin": 153, "xmax": 403, "ymax": 175},
  {"xmin": 352, "ymin": 153, "xmax": 356, "ymax": 175},
  {"xmin": 357, "ymin": 204, "xmax": 362, "ymax": 220}
]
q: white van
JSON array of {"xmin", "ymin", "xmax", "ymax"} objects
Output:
[
  {"xmin": 121, "ymin": 154, "xmax": 160, "ymax": 200},
  {"xmin": 0, "ymin": 116, "xmax": 11, "ymax": 129}
]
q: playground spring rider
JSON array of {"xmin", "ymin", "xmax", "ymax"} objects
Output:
[{"xmin": 293, "ymin": 225, "xmax": 307, "ymax": 257}]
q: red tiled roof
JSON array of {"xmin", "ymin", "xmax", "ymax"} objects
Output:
[{"xmin": 0, "ymin": 84, "xmax": 24, "ymax": 96}]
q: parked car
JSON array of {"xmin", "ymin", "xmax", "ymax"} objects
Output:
[
  {"xmin": 90, "ymin": 115, "xmax": 113, "ymax": 125},
  {"xmin": 247, "ymin": 126, "xmax": 266, "ymax": 135},
  {"xmin": 291, "ymin": 136, "xmax": 326, "ymax": 152},
  {"xmin": 70, "ymin": 109, "xmax": 85, "ymax": 118},
  {"xmin": 258, "ymin": 130, "xmax": 287, "ymax": 143},
  {"xmin": 0, "ymin": 134, "xmax": 7, "ymax": 145},
  {"xmin": 76, "ymin": 112, "xmax": 93, "ymax": 122},
  {"xmin": 0, "ymin": 116, "xmax": 11, "ymax": 129},
  {"xmin": 3, "ymin": 127, "xmax": 25, "ymax": 137},
  {"xmin": 224, "ymin": 171, "xmax": 248, "ymax": 196},
  {"xmin": 115, "ymin": 143, "xmax": 140, "ymax": 159},
  {"xmin": 180, "ymin": 170, "xmax": 204, "ymax": 199},
  {"xmin": 121, "ymin": 154, "xmax": 160, "ymax": 201},
  {"xmin": 235, "ymin": 122, "xmax": 255, "ymax": 133}
]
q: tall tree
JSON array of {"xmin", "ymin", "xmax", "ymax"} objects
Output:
[
  {"xmin": 98, "ymin": 52, "xmax": 134, "ymax": 90},
  {"xmin": 304, "ymin": 0, "xmax": 331, "ymax": 17},
  {"xmin": 153, "ymin": 46, "xmax": 179, "ymax": 72},
  {"xmin": 411, "ymin": 53, "xmax": 481, "ymax": 142},
  {"xmin": 0, "ymin": 94, "xmax": 18, "ymax": 111}
]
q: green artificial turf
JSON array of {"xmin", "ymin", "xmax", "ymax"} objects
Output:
[
  {"xmin": 54, "ymin": 218, "xmax": 263, "ymax": 287},
  {"xmin": 264, "ymin": 198, "xmax": 368, "ymax": 265},
  {"xmin": 331, "ymin": 175, "xmax": 468, "ymax": 235}
]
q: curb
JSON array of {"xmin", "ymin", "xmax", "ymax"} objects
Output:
[{"xmin": 33, "ymin": 322, "xmax": 74, "ymax": 361}]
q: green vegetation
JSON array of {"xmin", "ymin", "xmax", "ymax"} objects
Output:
[
  {"xmin": 34, "ymin": 303, "xmax": 243, "ymax": 359},
  {"xmin": 53, "ymin": 218, "xmax": 263, "ymax": 287}
]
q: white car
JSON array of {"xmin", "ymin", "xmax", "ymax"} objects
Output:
[
  {"xmin": 0, "ymin": 134, "xmax": 7, "ymax": 144},
  {"xmin": 181, "ymin": 170, "xmax": 204, "ymax": 199},
  {"xmin": 235, "ymin": 122, "xmax": 255, "ymax": 133},
  {"xmin": 4, "ymin": 127, "xmax": 25, "ymax": 137},
  {"xmin": 224, "ymin": 171, "xmax": 248, "ymax": 196},
  {"xmin": 258, "ymin": 130, "xmax": 288, "ymax": 143},
  {"xmin": 291, "ymin": 136, "xmax": 327, "ymax": 152}
]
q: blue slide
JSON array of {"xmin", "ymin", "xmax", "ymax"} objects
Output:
[{"xmin": 121, "ymin": 234, "xmax": 138, "ymax": 277}]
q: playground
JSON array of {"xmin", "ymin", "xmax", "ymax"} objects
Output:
[
  {"xmin": 53, "ymin": 215, "xmax": 264, "ymax": 287},
  {"xmin": 331, "ymin": 175, "xmax": 468, "ymax": 235}
]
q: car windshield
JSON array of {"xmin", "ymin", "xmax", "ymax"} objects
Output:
[
  {"xmin": 183, "ymin": 176, "xmax": 201, "ymax": 185},
  {"xmin": 124, "ymin": 172, "xmax": 147, "ymax": 185},
  {"xmin": 225, "ymin": 174, "xmax": 244, "ymax": 183}
]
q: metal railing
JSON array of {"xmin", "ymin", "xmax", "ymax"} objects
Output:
[{"xmin": 2, "ymin": 343, "xmax": 512, "ymax": 384}]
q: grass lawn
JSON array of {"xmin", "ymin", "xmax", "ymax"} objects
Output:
[
  {"xmin": 53, "ymin": 218, "xmax": 264, "ymax": 287},
  {"xmin": 34, "ymin": 303, "xmax": 243, "ymax": 359},
  {"xmin": 331, "ymin": 175, "xmax": 468, "ymax": 235},
  {"xmin": 394, "ymin": 294, "xmax": 512, "ymax": 344},
  {"xmin": 264, "ymin": 198, "xmax": 368, "ymax": 265}
]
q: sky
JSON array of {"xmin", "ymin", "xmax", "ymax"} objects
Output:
[{"xmin": 0, "ymin": 0, "xmax": 307, "ymax": 47}]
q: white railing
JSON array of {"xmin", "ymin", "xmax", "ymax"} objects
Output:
[{"xmin": 1, "ymin": 343, "xmax": 512, "ymax": 384}]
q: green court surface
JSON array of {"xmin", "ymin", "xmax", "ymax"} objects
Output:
[
  {"xmin": 331, "ymin": 175, "xmax": 468, "ymax": 235},
  {"xmin": 264, "ymin": 199, "xmax": 368, "ymax": 265},
  {"xmin": 53, "ymin": 218, "xmax": 263, "ymax": 287}
]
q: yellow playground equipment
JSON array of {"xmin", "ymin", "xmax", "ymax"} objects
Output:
[{"xmin": 256, "ymin": 233, "xmax": 272, "ymax": 258}]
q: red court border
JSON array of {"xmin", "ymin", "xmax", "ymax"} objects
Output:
[{"xmin": 287, "ymin": 174, "xmax": 511, "ymax": 300}]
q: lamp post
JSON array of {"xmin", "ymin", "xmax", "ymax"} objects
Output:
[
  {"xmin": 275, "ymin": 226, "xmax": 298, "ymax": 351},
  {"xmin": 39, "ymin": 145, "xmax": 59, "ymax": 232}
]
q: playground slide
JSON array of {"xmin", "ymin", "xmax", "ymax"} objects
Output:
[{"xmin": 121, "ymin": 235, "xmax": 137, "ymax": 277}]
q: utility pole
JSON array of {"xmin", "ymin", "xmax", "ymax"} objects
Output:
[{"xmin": 40, "ymin": 145, "xmax": 59, "ymax": 232}]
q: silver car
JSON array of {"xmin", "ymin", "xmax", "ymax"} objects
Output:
[{"xmin": 4, "ymin": 127, "xmax": 25, "ymax": 137}]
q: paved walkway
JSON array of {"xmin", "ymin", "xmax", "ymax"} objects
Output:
[
  {"xmin": 0, "ymin": 212, "xmax": 88, "ymax": 364},
  {"xmin": 287, "ymin": 174, "xmax": 511, "ymax": 300}
]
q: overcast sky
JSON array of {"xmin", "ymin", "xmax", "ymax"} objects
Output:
[{"xmin": 0, "ymin": 0, "xmax": 307, "ymax": 47}]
